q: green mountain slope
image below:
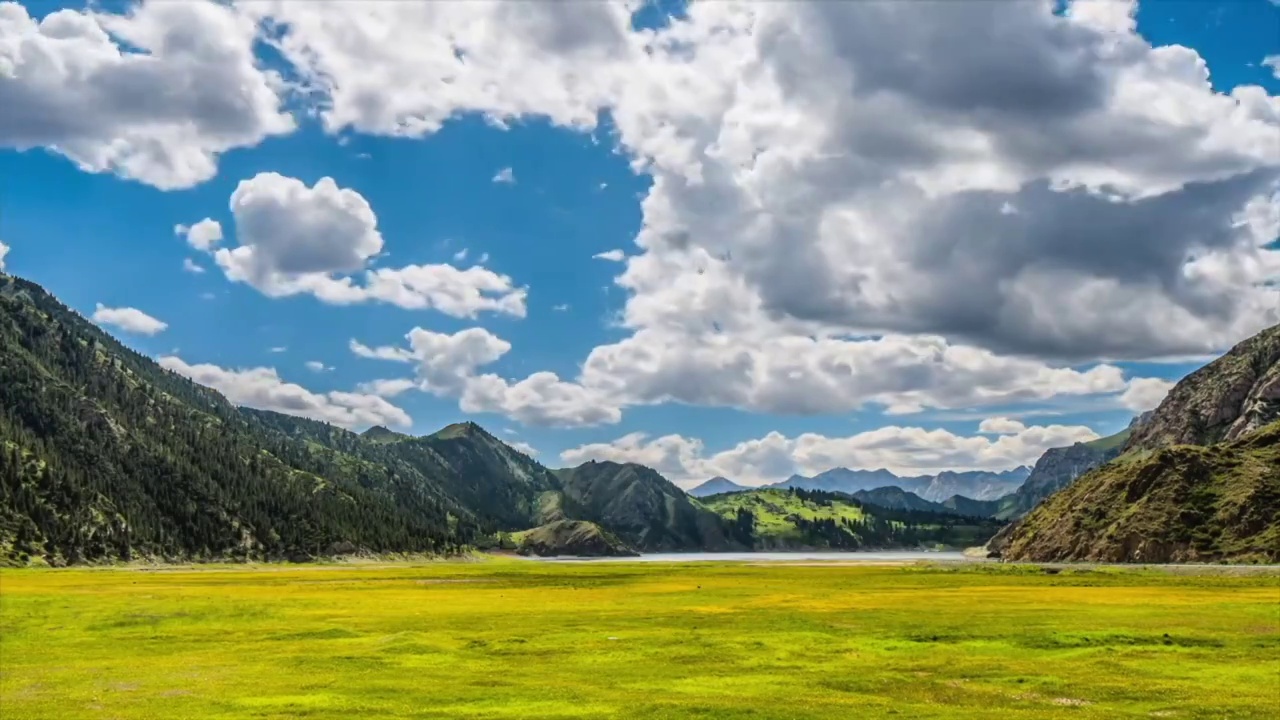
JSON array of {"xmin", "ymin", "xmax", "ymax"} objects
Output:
[
  {"xmin": 702, "ymin": 488, "xmax": 1003, "ymax": 550},
  {"xmin": 0, "ymin": 275, "xmax": 474, "ymax": 564},
  {"xmin": 553, "ymin": 461, "xmax": 739, "ymax": 551},
  {"xmin": 996, "ymin": 323, "xmax": 1280, "ymax": 563},
  {"xmin": 997, "ymin": 421, "xmax": 1280, "ymax": 563}
]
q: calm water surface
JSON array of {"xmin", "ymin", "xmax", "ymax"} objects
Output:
[{"xmin": 528, "ymin": 551, "xmax": 971, "ymax": 563}]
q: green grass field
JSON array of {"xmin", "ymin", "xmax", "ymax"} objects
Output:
[{"xmin": 1, "ymin": 559, "xmax": 1277, "ymax": 719}]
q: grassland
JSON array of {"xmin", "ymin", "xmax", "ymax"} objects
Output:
[{"xmin": 1, "ymin": 560, "xmax": 1277, "ymax": 719}]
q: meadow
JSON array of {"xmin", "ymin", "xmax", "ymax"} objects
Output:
[{"xmin": 1, "ymin": 559, "xmax": 1277, "ymax": 719}]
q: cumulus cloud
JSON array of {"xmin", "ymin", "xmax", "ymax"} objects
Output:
[
  {"xmin": 593, "ymin": 249, "xmax": 626, "ymax": 262},
  {"xmin": 0, "ymin": 240, "xmax": 8, "ymax": 270},
  {"xmin": 92, "ymin": 303, "xmax": 167, "ymax": 335},
  {"xmin": 1120, "ymin": 376, "xmax": 1176, "ymax": 412},
  {"xmin": 198, "ymin": 172, "xmax": 526, "ymax": 317},
  {"xmin": 351, "ymin": 327, "xmax": 621, "ymax": 427},
  {"xmin": 562, "ymin": 421, "xmax": 1101, "ymax": 487},
  {"xmin": 249, "ymin": 0, "xmax": 1279, "ymax": 367},
  {"xmin": 304, "ymin": 360, "xmax": 333, "ymax": 372},
  {"xmin": 175, "ymin": 219, "xmax": 223, "ymax": 251},
  {"xmin": 182, "ymin": 258, "xmax": 205, "ymax": 274},
  {"xmin": 492, "ymin": 167, "xmax": 516, "ymax": 184},
  {"xmin": 0, "ymin": 0, "xmax": 294, "ymax": 189},
  {"xmin": 978, "ymin": 417, "xmax": 1028, "ymax": 435},
  {"xmin": 212, "ymin": 0, "xmax": 1280, "ymax": 431},
  {"xmin": 159, "ymin": 356, "xmax": 410, "ymax": 429}
]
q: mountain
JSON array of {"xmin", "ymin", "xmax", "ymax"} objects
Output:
[
  {"xmin": 772, "ymin": 466, "xmax": 1027, "ymax": 503},
  {"xmin": 553, "ymin": 461, "xmax": 739, "ymax": 551},
  {"xmin": 938, "ymin": 494, "xmax": 1005, "ymax": 518},
  {"xmin": 0, "ymin": 273, "xmax": 733, "ymax": 565},
  {"xmin": 996, "ymin": 324, "xmax": 1280, "ymax": 563},
  {"xmin": 687, "ymin": 476, "xmax": 749, "ymax": 497},
  {"xmin": 996, "ymin": 427, "xmax": 1131, "ymax": 520},
  {"xmin": 701, "ymin": 488, "xmax": 1004, "ymax": 550},
  {"xmin": 361, "ymin": 425, "xmax": 409, "ymax": 444},
  {"xmin": 849, "ymin": 487, "xmax": 1003, "ymax": 518},
  {"xmin": 770, "ymin": 468, "xmax": 931, "ymax": 494},
  {"xmin": 916, "ymin": 468, "xmax": 1029, "ymax": 502},
  {"xmin": 0, "ymin": 275, "xmax": 477, "ymax": 564},
  {"xmin": 1126, "ymin": 326, "xmax": 1280, "ymax": 451},
  {"xmin": 515, "ymin": 520, "xmax": 638, "ymax": 557},
  {"xmin": 996, "ymin": 420, "xmax": 1280, "ymax": 563}
]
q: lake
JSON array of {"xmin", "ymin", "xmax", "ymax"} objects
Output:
[{"xmin": 526, "ymin": 550, "xmax": 972, "ymax": 563}]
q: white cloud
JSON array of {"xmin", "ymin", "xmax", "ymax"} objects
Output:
[
  {"xmin": 492, "ymin": 167, "xmax": 516, "ymax": 184},
  {"xmin": 352, "ymin": 327, "xmax": 621, "ymax": 427},
  {"xmin": 562, "ymin": 421, "xmax": 1101, "ymax": 487},
  {"xmin": 159, "ymin": 356, "xmax": 411, "ymax": 429},
  {"xmin": 593, "ymin": 249, "xmax": 626, "ymax": 262},
  {"xmin": 355, "ymin": 378, "xmax": 418, "ymax": 397},
  {"xmin": 269, "ymin": 346, "xmax": 287, "ymax": 354},
  {"xmin": 304, "ymin": 360, "xmax": 333, "ymax": 372},
  {"xmin": 182, "ymin": 258, "xmax": 205, "ymax": 274},
  {"xmin": 452, "ymin": 248, "xmax": 469, "ymax": 262},
  {"xmin": 978, "ymin": 417, "xmax": 1028, "ymax": 435},
  {"xmin": 250, "ymin": 0, "xmax": 1280, "ymax": 366},
  {"xmin": 201, "ymin": 172, "xmax": 527, "ymax": 317},
  {"xmin": 1120, "ymin": 376, "xmax": 1175, "ymax": 412},
  {"xmin": 1264, "ymin": 55, "xmax": 1280, "ymax": 81},
  {"xmin": 0, "ymin": 1, "xmax": 294, "ymax": 189},
  {"xmin": 509, "ymin": 440, "xmax": 538, "ymax": 456},
  {"xmin": 92, "ymin": 303, "xmax": 167, "ymax": 335},
  {"xmin": 221, "ymin": 0, "xmax": 1280, "ymax": 431},
  {"xmin": 0, "ymin": 240, "xmax": 8, "ymax": 270},
  {"xmin": 175, "ymin": 219, "xmax": 224, "ymax": 251},
  {"xmin": 552, "ymin": 303, "xmax": 570, "ymax": 312}
]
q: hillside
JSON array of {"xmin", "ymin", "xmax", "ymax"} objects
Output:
[
  {"xmin": 553, "ymin": 461, "xmax": 739, "ymax": 551},
  {"xmin": 514, "ymin": 520, "xmax": 638, "ymax": 557},
  {"xmin": 0, "ymin": 275, "xmax": 475, "ymax": 564},
  {"xmin": 996, "ymin": 421, "xmax": 1280, "ymax": 563},
  {"xmin": 702, "ymin": 488, "xmax": 1003, "ymax": 550},
  {"xmin": 997, "ymin": 323, "xmax": 1280, "ymax": 563},
  {"xmin": 1126, "ymin": 324, "xmax": 1280, "ymax": 451}
]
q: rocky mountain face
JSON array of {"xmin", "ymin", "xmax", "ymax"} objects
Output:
[
  {"xmin": 996, "ymin": 429, "xmax": 1131, "ymax": 520},
  {"xmin": 995, "ymin": 323, "xmax": 1280, "ymax": 563},
  {"xmin": 687, "ymin": 476, "xmax": 749, "ymax": 497},
  {"xmin": 1126, "ymin": 325, "xmax": 1280, "ymax": 451}
]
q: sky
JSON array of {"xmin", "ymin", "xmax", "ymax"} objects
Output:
[{"xmin": 1, "ymin": 0, "xmax": 1278, "ymax": 487}]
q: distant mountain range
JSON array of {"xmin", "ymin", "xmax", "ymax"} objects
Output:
[{"xmin": 691, "ymin": 466, "xmax": 1030, "ymax": 504}]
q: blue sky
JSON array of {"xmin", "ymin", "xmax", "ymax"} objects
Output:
[{"xmin": 2, "ymin": 0, "xmax": 1277, "ymax": 485}]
